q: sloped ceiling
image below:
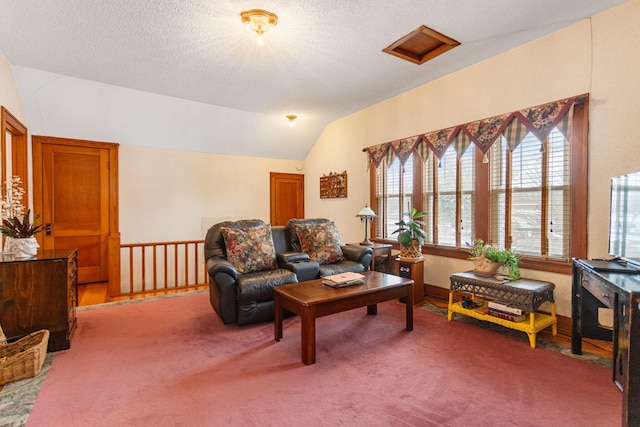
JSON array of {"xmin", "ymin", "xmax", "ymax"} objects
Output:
[{"xmin": 0, "ymin": 0, "xmax": 629, "ymax": 159}]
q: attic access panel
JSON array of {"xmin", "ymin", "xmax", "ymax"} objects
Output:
[{"xmin": 383, "ymin": 25, "xmax": 460, "ymax": 65}]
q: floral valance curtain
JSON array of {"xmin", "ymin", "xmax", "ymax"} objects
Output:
[{"xmin": 364, "ymin": 94, "xmax": 588, "ymax": 169}]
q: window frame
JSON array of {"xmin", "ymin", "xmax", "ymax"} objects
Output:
[{"xmin": 370, "ymin": 99, "xmax": 588, "ymax": 275}]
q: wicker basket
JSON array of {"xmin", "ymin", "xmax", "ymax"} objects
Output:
[
  {"xmin": 0, "ymin": 325, "xmax": 49, "ymax": 386},
  {"xmin": 399, "ymin": 242, "xmax": 423, "ymax": 260}
]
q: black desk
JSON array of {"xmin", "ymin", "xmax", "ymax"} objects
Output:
[{"xmin": 572, "ymin": 258, "xmax": 640, "ymax": 426}]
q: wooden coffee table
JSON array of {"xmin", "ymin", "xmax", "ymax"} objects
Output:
[{"xmin": 274, "ymin": 271, "xmax": 414, "ymax": 365}]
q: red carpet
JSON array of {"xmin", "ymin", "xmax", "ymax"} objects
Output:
[{"xmin": 27, "ymin": 292, "xmax": 620, "ymax": 426}]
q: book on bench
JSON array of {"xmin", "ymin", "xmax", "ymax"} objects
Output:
[{"xmin": 322, "ymin": 272, "xmax": 366, "ymax": 288}]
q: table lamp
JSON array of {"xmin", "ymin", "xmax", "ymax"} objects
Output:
[{"xmin": 356, "ymin": 203, "xmax": 376, "ymax": 246}]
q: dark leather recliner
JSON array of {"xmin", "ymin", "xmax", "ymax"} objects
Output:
[
  {"xmin": 206, "ymin": 220, "xmax": 296, "ymax": 325},
  {"xmin": 205, "ymin": 218, "xmax": 372, "ymax": 326}
]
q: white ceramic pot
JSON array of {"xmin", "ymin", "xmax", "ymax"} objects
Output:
[{"xmin": 4, "ymin": 236, "xmax": 39, "ymax": 258}]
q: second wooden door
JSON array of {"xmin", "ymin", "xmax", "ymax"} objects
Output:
[
  {"xmin": 270, "ymin": 172, "xmax": 304, "ymax": 226},
  {"xmin": 33, "ymin": 136, "xmax": 119, "ymax": 285}
]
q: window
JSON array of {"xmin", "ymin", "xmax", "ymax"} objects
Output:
[
  {"xmin": 436, "ymin": 147, "xmax": 457, "ymax": 246},
  {"xmin": 490, "ymin": 128, "xmax": 570, "ymax": 259},
  {"xmin": 423, "ymin": 145, "xmax": 475, "ymax": 247},
  {"xmin": 369, "ymin": 95, "xmax": 588, "ymax": 274},
  {"xmin": 375, "ymin": 154, "xmax": 414, "ymax": 239}
]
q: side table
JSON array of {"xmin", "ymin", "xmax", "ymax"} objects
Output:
[
  {"xmin": 397, "ymin": 257, "xmax": 425, "ymax": 307},
  {"xmin": 448, "ymin": 272, "xmax": 557, "ymax": 348},
  {"xmin": 347, "ymin": 242, "xmax": 392, "ymax": 272}
]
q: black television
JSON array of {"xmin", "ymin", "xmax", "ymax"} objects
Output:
[{"xmin": 608, "ymin": 171, "xmax": 640, "ymax": 267}]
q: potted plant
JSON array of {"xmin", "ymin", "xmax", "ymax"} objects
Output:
[
  {"xmin": 466, "ymin": 238, "xmax": 521, "ymax": 280},
  {"xmin": 1, "ymin": 177, "xmax": 42, "ymax": 258},
  {"xmin": 392, "ymin": 207, "xmax": 427, "ymax": 259},
  {"xmin": 1, "ymin": 210, "xmax": 42, "ymax": 238}
]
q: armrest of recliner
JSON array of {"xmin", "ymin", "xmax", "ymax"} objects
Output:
[
  {"xmin": 206, "ymin": 258, "xmax": 239, "ymax": 324},
  {"xmin": 277, "ymin": 251, "xmax": 310, "ymax": 263},
  {"xmin": 341, "ymin": 245, "xmax": 373, "ymax": 270},
  {"xmin": 277, "ymin": 252, "xmax": 320, "ymax": 282},
  {"xmin": 207, "ymin": 258, "xmax": 238, "ymax": 281}
]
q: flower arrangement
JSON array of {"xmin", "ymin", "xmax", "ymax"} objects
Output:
[
  {"xmin": 0, "ymin": 177, "xmax": 42, "ymax": 238},
  {"xmin": 1, "ymin": 176, "xmax": 25, "ymax": 219}
]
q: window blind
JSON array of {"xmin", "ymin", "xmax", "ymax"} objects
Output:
[
  {"xmin": 546, "ymin": 128, "xmax": 570, "ymax": 259},
  {"xmin": 490, "ymin": 128, "xmax": 570, "ymax": 258},
  {"xmin": 385, "ymin": 158, "xmax": 401, "ymax": 238},
  {"xmin": 437, "ymin": 147, "xmax": 457, "ymax": 246},
  {"xmin": 460, "ymin": 144, "xmax": 475, "ymax": 246},
  {"xmin": 423, "ymin": 152, "xmax": 434, "ymax": 245}
]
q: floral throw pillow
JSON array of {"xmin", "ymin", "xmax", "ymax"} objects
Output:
[
  {"xmin": 221, "ymin": 225, "xmax": 277, "ymax": 274},
  {"xmin": 294, "ymin": 222, "xmax": 344, "ymax": 264}
]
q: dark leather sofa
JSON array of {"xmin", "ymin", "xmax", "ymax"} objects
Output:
[{"xmin": 205, "ymin": 218, "xmax": 373, "ymax": 325}]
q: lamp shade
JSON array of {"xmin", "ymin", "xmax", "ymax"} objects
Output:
[{"xmin": 356, "ymin": 204, "xmax": 376, "ymax": 218}]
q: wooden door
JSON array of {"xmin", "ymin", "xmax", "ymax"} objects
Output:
[
  {"xmin": 270, "ymin": 172, "xmax": 304, "ymax": 226},
  {"xmin": 33, "ymin": 136, "xmax": 119, "ymax": 287}
]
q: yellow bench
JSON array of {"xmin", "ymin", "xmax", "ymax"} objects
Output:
[{"xmin": 448, "ymin": 272, "xmax": 557, "ymax": 348}]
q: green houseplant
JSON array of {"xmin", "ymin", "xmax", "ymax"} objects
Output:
[
  {"xmin": 0, "ymin": 210, "xmax": 42, "ymax": 238},
  {"xmin": 466, "ymin": 238, "xmax": 521, "ymax": 280},
  {"xmin": 392, "ymin": 208, "xmax": 427, "ymax": 259}
]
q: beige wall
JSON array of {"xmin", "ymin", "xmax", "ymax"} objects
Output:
[
  {"xmin": 0, "ymin": 52, "xmax": 27, "ymax": 124},
  {"xmin": 305, "ymin": 0, "xmax": 640, "ymax": 316},
  {"xmin": 119, "ymin": 144, "xmax": 301, "ymax": 242},
  {"xmin": 589, "ymin": 0, "xmax": 640, "ymax": 256}
]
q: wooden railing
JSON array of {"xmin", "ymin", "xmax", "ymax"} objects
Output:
[{"xmin": 119, "ymin": 240, "xmax": 208, "ymax": 296}]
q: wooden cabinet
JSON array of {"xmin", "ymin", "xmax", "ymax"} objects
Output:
[
  {"xmin": 0, "ymin": 249, "xmax": 78, "ymax": 352},
  {"xmin": 397, "ymin": 257, "xmax": 425, "ymax": 307}
]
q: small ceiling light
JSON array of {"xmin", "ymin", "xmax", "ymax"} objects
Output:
[
  {"xmin": 241, "ymin": 9, "xmax": 278, "ymax": 45},
  {"xmin": 286, "ymin": 114, "xmax": 297, "ymax": 127}
]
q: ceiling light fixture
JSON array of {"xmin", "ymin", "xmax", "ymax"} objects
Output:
[
  {"xmin": 241, "ymin": 9, "xmax": 278, "ymax": 45},
  {"xmin": 286, "ymin": 114, "xmax": 297, "ymax": 127}
]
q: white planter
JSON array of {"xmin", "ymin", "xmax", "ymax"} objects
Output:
[{"xmin": 4, "ymin": 236, "xmax": 39, "ymax": 258}]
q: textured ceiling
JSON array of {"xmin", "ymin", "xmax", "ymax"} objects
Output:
[{"xmin": 0, "ymin": 0, "xmax": 630, "ymax": 158}]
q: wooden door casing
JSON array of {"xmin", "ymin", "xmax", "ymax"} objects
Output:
[
  {"xmin": 270, "ymin": 172, "xmax": 304, "ymax": 226},
  {"xmin": 32, "ymin": 136, "xmax": 119, "ymax": 290},
  {"xmin": 1, "ymin": 107, "xmax": 28, "ymax": 198}
]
